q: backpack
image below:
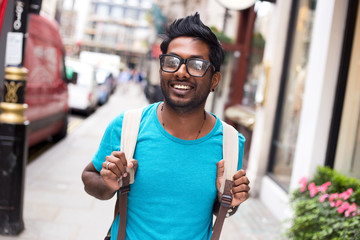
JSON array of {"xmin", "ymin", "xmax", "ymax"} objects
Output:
[{"xmin": 105, "ymin": 106, "xmax": 239, "ymax": 240}]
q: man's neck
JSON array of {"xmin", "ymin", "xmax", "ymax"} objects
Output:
[{"xmin": 157, "ymin": 102, "xmax": 215, "ymax": 140}]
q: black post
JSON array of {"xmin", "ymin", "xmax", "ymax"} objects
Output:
[{"xmin": 0, "ymin": 0, "xmax": 31, "ymax": 235}]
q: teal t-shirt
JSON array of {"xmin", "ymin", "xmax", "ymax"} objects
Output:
[{"xmin": 92, "ymin": 102, "xmax": 245, "ymax": 240}]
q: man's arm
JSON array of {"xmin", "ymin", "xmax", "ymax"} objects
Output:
[{"xmin": 81, "ymin": 162, "xmax": 117, "ymax": 200}]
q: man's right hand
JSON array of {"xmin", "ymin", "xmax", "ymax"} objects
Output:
[
  {"xmin": 101, "ymin": 151, "xmax": 138, "ymax": 193},
  {"xmin": 81, "ymin": 152, "xmax": 138, "ymax": 200}
]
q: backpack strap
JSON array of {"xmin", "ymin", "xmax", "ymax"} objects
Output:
[
  {"xmin": 105, "ymin": 107, "xmax": 144, "ymax": 240},
  {"xmin": 211, "ymin": 121, "xmax": 239, "ymax": 240},
  {"xmin": 119, "ymin": 107, "xmax": 144, "ymax": 186},
  {"xmin": 220, "ymin": 120, "xmax": 239, "ymax": 193}
]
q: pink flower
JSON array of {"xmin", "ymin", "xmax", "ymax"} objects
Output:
[
  {"xmin": 308, "ymin": 183, "xmax": 318, "ymax": 197},
  {"xmin": 329, "ymin": 193, "xmax": 338, "ymax": 202},
  {"xmin": 299, "ymin": 177, "xmax": 308, "ymax": 192},
  {"xmin": 338, "ymin": 202, "xmax": 349, "ymax": 213},
  {"xmin": 335, "ymin": 200, "xmax": 343, "ymax": 207},
  {"xmin": 330, "ymin": 201, "xmax": 336, "ymax": 207},
  {"xmin": 319, "ymin": 181, "xmax": 331, "ymax": 193},
  {"xmin": 319, "ymin": 194, "xmax": 329, "ymax": 203},
  {"xmin": 344, "ymin": 203, "xmax": 358, "ymax": 217},
  {"xmin": 339, "ymin": 188, "xmax": 353, "ymax": 200}
]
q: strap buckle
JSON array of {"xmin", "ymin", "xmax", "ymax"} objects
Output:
[{"xmin": 220, "ymin": 194, "xmax": 232, "ymax": 208}]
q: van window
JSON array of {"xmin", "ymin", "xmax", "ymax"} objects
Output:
[
  {"xmin": 59, "ymin": 57, "xmax": 67, "ymax": 82},
  {"xmin": 75, "ymin": 65, "xmax": 94, "ymax": 87}
]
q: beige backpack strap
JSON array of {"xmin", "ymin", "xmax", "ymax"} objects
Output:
[
  {"xmin": 110, "ymin": 107, "xmax": 144, "ymax": 240},
  {"xmin": 211, "ymin": 121, "xmax": 239, "ymax": 240},
  {"xmin": 119, "ymin": 107, "xmax": 144, "ymax": 187},
  {"xmin": 220, "ymin": 121, "xmax": 239, "ymax": 193}
]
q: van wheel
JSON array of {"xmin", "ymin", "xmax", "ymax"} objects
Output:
[{"xmin": 53, "ymin": 114, "xmax": 68, "ymax": 142}]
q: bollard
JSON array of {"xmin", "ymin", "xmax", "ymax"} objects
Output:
[{"xmin": 0, "ymin": 66, "xmax": 28, "ymax": 235}]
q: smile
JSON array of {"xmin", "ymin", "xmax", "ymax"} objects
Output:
[{"xmin": 173, "ymin": 84, "xmax": 191, "ymax": 90}]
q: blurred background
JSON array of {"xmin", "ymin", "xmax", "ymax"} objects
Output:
[{"xmin": 0, "ymin": 0, "xmax": 359, "ymax": 239}]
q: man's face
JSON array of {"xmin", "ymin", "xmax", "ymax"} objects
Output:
[{"xmin": 160, "ymin": 36, "xmax": 220, "ymax": 113}]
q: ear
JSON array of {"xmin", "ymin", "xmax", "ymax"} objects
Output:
[{"xmin": 211, "ymin": 72, "xmax": 221, "ymax": 91}]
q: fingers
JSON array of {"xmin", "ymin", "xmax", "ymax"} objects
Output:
[
  {"xmin": 231, "ymin": 169, "xmax": 250, "ymax": 205},
  {"xmin": 128, "ymin": 159, "xmax": 138, "ymax": 172},
  {"xmin": 103, "ymin": 151, "xmax": 128, "ymax": 179},
  {"xmin": 216, "ymin": 159, "xmax": 224, "ymax": 178},
  {"xmin": 232, "ymin": 183, "xmax": 250, "ymax": 197},
  {"xmin": 232, "ymin": 190, "xmax": 249, "ymax": 205},
  {"xmin": 216, "ymin": 160, "xmax": 224, "ymax": 194},
  {"xmin": 100, "ymin": 152, "xmax": 138, "ymax": 192},
  {"xmin": 233, "ymin": 169, "xmax": 247, "ymax": 180}
]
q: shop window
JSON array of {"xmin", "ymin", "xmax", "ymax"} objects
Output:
[
  {"xmin": 268, "ymin": 0, "xmax": 317, "ymax": 190},
  {"xmin": 333, "ymin": 4, "xmax": 360, "ymax": 180}
]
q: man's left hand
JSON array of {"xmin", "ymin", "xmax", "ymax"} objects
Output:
[{"xmin": 216, "ymin": 160, "xmax": 250, "ymax": 207}]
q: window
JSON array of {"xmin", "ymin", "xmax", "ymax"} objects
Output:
[
  {"xmin": 333, "ymin": 4, "xmax": 360, "ymax": 180},
  {"xmin": 96, "ymin": 4, "xmax": 110, "ymax": 17},
  {"xmin": 124, "ymin": 8, "xmax": 138, "ymax": 20},
  {"xmin": 269, "ymin": 0, "xmax": 317, "ymax": 190},
  {"xmin": 111, "ymin": 6, "xmax": 124, "ymax": 19}
]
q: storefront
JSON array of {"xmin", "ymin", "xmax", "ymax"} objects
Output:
[
  {"xmin": 331, "ymin": 1, "xmax": 360, "ymax": 180},
  {"xmin": 246, "ymin": 0, "xmax": 359, "ymax": 221}
]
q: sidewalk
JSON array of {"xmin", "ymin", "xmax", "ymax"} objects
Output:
[{"xmin": 1, "ymin": 83, "xmax": 283, "ymax": 240}]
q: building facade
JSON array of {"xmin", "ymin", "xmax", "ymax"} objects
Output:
[
  {"xmin": 245, "ymin": 0, "xmax": 360, "ymax": 221},
  {"xmin": 61, "ymin": 0, "xmax": 153, "ymax": 68}
]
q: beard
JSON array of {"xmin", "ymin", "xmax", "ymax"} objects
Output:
[{"xmin": 160, "ymin": 74, "xmax": 211, "ymax": 114}]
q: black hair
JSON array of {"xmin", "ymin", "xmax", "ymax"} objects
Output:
[{"xmin": 160, "ymin": 12, "xmax": 225, "ymax": 72}]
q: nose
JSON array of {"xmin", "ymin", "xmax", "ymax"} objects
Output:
[{"xmin": 175, "ymin": 63, "xmax": 190, "ymax": 79}]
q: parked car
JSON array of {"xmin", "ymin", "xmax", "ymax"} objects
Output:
[
  {"xmin": 66, "ymin": 58, "xmax": 98, "ymax": 115},
  {"xmin": 23, "ymin": 14, "xmax": 70, "ymax": 147}
]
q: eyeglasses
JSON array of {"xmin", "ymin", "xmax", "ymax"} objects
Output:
[{"xmin": 159, "ymin": 54, "xmax": 214, "ymax": 77}]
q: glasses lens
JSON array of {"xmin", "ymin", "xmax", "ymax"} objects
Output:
[
  {"xmin": 162, "ymin": 56, "xmax": 180, "ymax": 72},
  {"xmin": 160, "ymin": 55, "xmax": 211, "ymax": 77},
  {"xmin": 187, "ymin": 59, "xmax": 208, "ymax": 77}
]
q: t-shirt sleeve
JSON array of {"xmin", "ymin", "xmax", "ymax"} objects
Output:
[
  {"xmin": 237, "ymin": 133, "xmax": 246, "ymax": 170},
  {"xmin": 92, "ymin": 113, "xmax": 125, "ymax": 172}
]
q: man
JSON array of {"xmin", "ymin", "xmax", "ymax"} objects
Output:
[{"xmin": 82, "ymin": 13, "xmax": 250, "ymax": 240}]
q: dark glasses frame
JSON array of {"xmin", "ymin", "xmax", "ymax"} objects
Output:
[{"xmin": 159, "ymin": 54, "xmax": 214, "ymax": 77}]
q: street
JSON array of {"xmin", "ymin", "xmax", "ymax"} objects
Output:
[{"xmin": 2, "ymin": 83, "xmax": 282, "ymax": 240}]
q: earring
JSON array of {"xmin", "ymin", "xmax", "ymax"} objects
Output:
[{"xmin": 212, "ymin": 89, "xmax": 215, "ymax": 92}]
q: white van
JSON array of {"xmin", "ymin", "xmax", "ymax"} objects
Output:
[{"xmin": 66, "ymin": 58, "xmax": 98, "ymax": 115}]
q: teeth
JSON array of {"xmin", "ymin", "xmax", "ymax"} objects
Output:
[{"xmin": 174, "ymin": 84, "xmax": 191, "ymax": 90}]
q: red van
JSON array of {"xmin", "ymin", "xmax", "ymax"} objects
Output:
[{"xmin": 24, "ymin": 14, "xmax": 69, "ymax": 147}]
